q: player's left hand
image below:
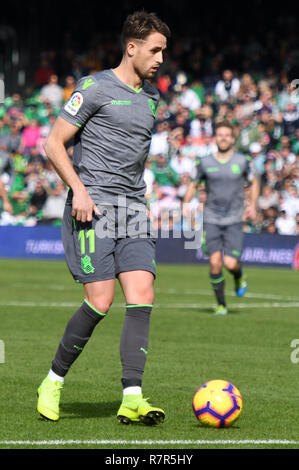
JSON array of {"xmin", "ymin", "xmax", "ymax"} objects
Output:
[{"xmin": 243, "ymin": 204, "xmax": 257, "ymax": 221}]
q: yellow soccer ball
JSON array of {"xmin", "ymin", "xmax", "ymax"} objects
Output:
[{"xmin": 193, "ymin": 379, "xmax": 243, "ymax": 428}]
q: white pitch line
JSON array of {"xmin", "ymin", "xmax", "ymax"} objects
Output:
[
  {"xmin": 155, "ymin": 287, "xmax": 299, "ymax": 302},
  {"xmin": 0, "ymin": 439, "xmax": 299, "ymax": 446},
  {"xmin": 9, "ymin": 283, "xmax": 299, "ymax": 301},
  {"xmin": 0, "ymin": 300, "xmax": 299, "ymax": 309}
]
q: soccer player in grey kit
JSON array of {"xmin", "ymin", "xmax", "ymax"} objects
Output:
[
  {"xmin": 37, "ymin": 11, "xmax": 170, "ymax": 425},
  {"xmin": 184, "ymin": 121, "xmax": 260, "ymax": 315}
]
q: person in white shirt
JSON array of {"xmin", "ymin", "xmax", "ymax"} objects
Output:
[
  {"xmin": 170, "ymin": 152, "xmax": 194, "ymax": 176},
  {"xmin": 215, "ymin": 69, "xmax": 240, "ymax": 102},
  {"xmin": 275, "ymin": 210, "xmax": 296, "ymax": 235},
  {"xmin": 149, "ymin": 121, "xmax": 169, "ymax": 156},
  {"xmin": 41, "ymin": 74, "xmax": 64, "ymax": 108},
  {"xmin": 179, "ymin": 83, "xmax": 201, "ymax": 111}
]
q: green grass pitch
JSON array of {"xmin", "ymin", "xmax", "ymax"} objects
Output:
[{"xmin": 0, "ymin": 258, "xmax": 299, "ymax": 449}]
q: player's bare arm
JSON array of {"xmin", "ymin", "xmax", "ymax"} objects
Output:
[
  {"xmin": 184, "ymin": 181, "xmax": 197, "ymax": 204},
  {"xmin": 44, "ymin": 116, "xmax": 100, "ymax": 222},
  {"xmin": 244, "ymin": 176, "xmax": 260, "ymax": 221},
  {"xmin": 0, "ymin": 178, "xmax": 13, "ymax": 214},
  {"xmin": 183, "ymin": 180, "xmax": 197, "ymax": 216}
]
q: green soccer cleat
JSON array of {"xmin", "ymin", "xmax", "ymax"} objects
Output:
[
  {"xmin": 214, "ymin": 304, "xmax": 228, "ymax": 316},
  {"xmin": 37, "ymin": 376, "xmax": 63, "ymax": 421},
  {"xmin": 117, "ymin": 394, "xmax": 165, "ymax": 425},
  {"xmin": 235, "ymin": 276, "xmax": 248, "ymax": 297}
]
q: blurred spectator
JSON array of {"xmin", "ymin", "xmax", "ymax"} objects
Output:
[
  {"xmin": 282, "ymin": 102, "xmax": 299, "ymax": 137},
  {"xmin": 254, "ymin": 89, "xmax": 274, "ymax": 115},
  {"xmin": 275, "ymin": 209, "xmax": 296, "ymax": 235},
  {"xmin": 151, "ymin": 154, "xmax": 180, "ymax": 189},
  {"xmin": 178, "ymin": 82, "xmax": 201, "ymax": 112},
  {"xmin": 235, "ymin": 116, "xmax": 261, "ymax": 153},
  {"xmin": 157, "ymin": 74, "xmax": 172, "ymax": 98},
  {"xmin": 8, "ymin": 169, "xmax": 29, "ymax": 217},
  {"xmin": 257, "ymin": 185, "xmax": 279, "ymax": 211},
  {"xmin": 249, "ymin": 142, "xmax": 266, "ymax": 175},
  {"xmin": 2, "ymin": 121, "xmax": 22, "ymax": 153},
  {"xmin": 63, "ymin": 76, "xmax": 76, "ymax": 103},
  {"xmin": 167, "ymin": 127, "xmax": 185, "ymax": 158},
  {"xmin": 42, "ymin": 181, "xmax": 67, "ymax": 223},
  {"xmin": 40, "ymin": 74, "xmax": 63, "ymax": 108},
  {"xmin": 189, "ymin": 109, "xmax": 214, "ymax": 139},
  {"xmin": 29, "ymin": 179, "xmax": 48, "ymax": 217},
  {"xmin": 68, "ymin": 58, "xmax": 85, "ymax": 82},
  {"xmin": 214, "ymin": 69, "xmax": 240, "ymax": 103},
  {"xmin": 149, "ymin": 121, "xmax": 170, "ymax": 157},
  {"xmin": 20, "ymin": 119, "xmax": 41, "ymax": 154},
  {"xmin": 170, "ymin": 152, "xmax": 194, "ymax": 176},
  {"xmin": 35, "ymin": 59, "xmax": 55, "ymax": 87},
  {"xmin": 280, "ymin": 185, "xmax": 299, "ymax": 218}
]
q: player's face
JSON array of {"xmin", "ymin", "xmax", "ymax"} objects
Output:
[
  {"xmin": 130, "ymin": 32, "xmax": 167, "ymax": 80},
  {"xmin": 215, "ymin": 127, "xmax": 235, "ymax": 152}
]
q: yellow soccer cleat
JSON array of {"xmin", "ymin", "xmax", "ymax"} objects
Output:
[
  {"xmin": 214, "ymin": 304, "xmax": 228, "ymax": 316},
  {"xmin": 117, "ymin": 394, "xmax": 165, "ymax": 425},
  {"xmin": 37, "ymin": 376, "xmax": 63, "ymax": 421}
]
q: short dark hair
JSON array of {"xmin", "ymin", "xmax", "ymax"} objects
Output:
[
  {"xmin": 214, "ymin": 121, "xmax": 234, "ymax": 135},
  {"xmin": 120, "ymin": 10, "xmax": 171, "ymax": 51}
]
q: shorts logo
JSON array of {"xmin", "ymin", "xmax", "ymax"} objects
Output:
[
  {"xmin": 81, "ymin": 255, "xmax": 95, "ymax": 274},
  {"xmin": 64, "ymin": 92, "xmax": 83, "ymax": 116}
]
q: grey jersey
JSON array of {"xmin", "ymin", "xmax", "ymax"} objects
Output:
[
  {"xmin": 193, "ymin": 151, "xmax": 254, "ymax": 225},
  {"xmin": 59, "ymin": 70, "xmax": 160, "ymax": 207}
]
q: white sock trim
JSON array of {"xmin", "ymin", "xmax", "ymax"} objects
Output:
[
  {"xmin": 123, "ymin": 386, "xmax": 142, "ymax": 396},
  {"xmin": 48, "ymin": 369, "xmax": 64, "ymax": 383}
]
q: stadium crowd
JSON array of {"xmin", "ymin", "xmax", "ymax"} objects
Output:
[{"xmin": 1, "ymin": 30, "xmax": 299, "ymax": 235}]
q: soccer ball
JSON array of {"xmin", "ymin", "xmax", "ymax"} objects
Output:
[{"xmin": 192, "ymin": 379, "xmax": 243, "ymax": 428}]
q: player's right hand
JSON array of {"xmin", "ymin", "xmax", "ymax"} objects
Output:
[{"xmin": 72, "ymin": 188, "xmax": 101, "ymax": 223}]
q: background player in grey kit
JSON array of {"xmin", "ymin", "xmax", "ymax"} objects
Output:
[
  {"xmin": 37, "ymin": 11, "xmax": 170, "ymax": 425},
  {"xmin": 184, "ymin": 121, "xmax": 260, "ymax": 315}
]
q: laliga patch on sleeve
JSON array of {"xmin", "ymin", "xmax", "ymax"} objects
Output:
[{"xmin": 64, "ymin": 92, "xmax": 83, "ymax": 116}]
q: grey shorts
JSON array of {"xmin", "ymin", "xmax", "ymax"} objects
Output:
[
  {"xmin": 61, "ymin": 204, "xmax": 156, "ymax": 283},
  {"xmin": 203, "ymin": 222, "xmax": 243, "ymax": 260}
]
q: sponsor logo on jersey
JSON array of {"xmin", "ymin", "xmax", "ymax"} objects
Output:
[
  {"xmin": 206, "ymin": 167, "xmax": 219, "ymax": 173},
  {"xmin": 82, "ymin": 78, "xmax": 95, "ymax": 90},
  {"xmin": 110, "ymin": 99, "xmax": 132, "ymax": 105},
  {"xmin": 64, "ymin": 92, "xmax": 83, "ymax": 116}
]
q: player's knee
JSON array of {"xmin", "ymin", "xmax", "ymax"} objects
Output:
[
  {"xmin": 129, "ymin": 288, "xmax": 154, "ymax": 306},
  {"xmin": 85, "ymin": 296, "xmax": 113, "ymax": 315},
  {"xmin": 210, "ymin": 260, "xmax": 222, "ymax": 273},
  {"xmin": 224, "ymin": 258, "xmax": 239, "ymax": 271}
]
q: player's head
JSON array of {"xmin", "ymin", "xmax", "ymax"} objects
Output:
[
  {"xmin": 120, "ymin": 10, "xmax": 170, "ymax": 80},
  {"xmin": 214, "ymin": 121, "xmax": 235, "ymax": 153}
]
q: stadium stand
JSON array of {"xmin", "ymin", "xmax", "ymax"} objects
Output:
[{"xmin": 0, "ymin": 14, "xmax": 299, "ymax": 234}]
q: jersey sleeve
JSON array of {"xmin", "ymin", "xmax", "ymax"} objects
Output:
[
  {"xmin": 59, "ymin": 75, "xmax": 100, "ymax": 127},
  {"xmin": 191, "ymin": 157, "xmax": 205, "ymax": 184}
]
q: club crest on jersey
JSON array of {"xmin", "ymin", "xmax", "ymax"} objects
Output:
[
  {"xmin": 148, "ymin": 98, "xmax": 157, "ymax": 116},
  {"xmin": 64, "ymin": 92, "xmax": 83, "ymax": 116}
]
